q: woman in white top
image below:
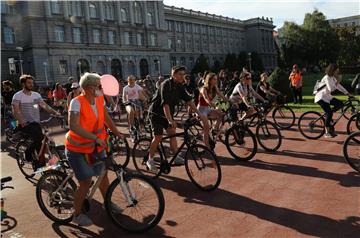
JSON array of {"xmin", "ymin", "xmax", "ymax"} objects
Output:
[
  {"xmin": 122, "ymin": 75, "xmax": 146, "ymax": 131},
  {"xmin": 314, "ymin": 64, "xmax": 350, "ymax": 138},
  {"xmin": 230, "ymin": 72, "xmax": 266, "ymax": 120}
]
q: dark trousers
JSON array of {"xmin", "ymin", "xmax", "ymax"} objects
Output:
[
  {"xmin": 317, "ymin": 98, "xmax": 343, "ymax": 127},
  {"xmin": 20, "ymin": 122, "xmax": 44, "ymax": 162},
  {"xmin": 291, "ymin": 86, "xmax": 302, "ymax": 104}
]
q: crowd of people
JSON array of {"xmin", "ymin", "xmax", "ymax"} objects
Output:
[{"xmin": 1, "ymin": 62, "xmax": 358, "ymax": 226}]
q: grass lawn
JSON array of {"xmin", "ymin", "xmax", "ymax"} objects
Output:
[{"xmin": 286, "ymin": 73, "xmax": 358, "ymax": 112}]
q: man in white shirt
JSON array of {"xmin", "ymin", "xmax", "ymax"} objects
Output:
[
  {"xmin": 122, "ymin": 75, "xmax": 146, "ymax": 131},
  {"xmin": 314, "ymin": 64, "xmax": 350, "ymax": 138}
]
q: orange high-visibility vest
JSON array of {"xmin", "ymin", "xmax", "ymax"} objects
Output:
[
  {"xmin": 290, "ymin": 72, "xmax": 302, "ymax": 87},
  {"xmin": 65, "ymin": 95, "xmax": 107, "ymax": 153}
]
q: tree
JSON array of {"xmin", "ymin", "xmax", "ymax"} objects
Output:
[
  {"xmin": 191, "ymin": 54, "xmax": 210, "ymax": 74},
  {"xmin": 250, "ymin": 51, "xmax": 264, "ymax": 72},
  {"xmin": 268, "ymin": 67, "xmax": 292, "ymax": 99},
  {"xmin": 223, "ymin": 53, "xmax": 237, "ymax": 72},
  {"xmin": 237, "ymin": 52, "xmax": 248, "ymax": 70},
  {"xmin": 211, "ymin": 60, "xmax": 221, "ymax": 73},
  {"xmin": 336, "ymin": 27, "xmax": 360, "ymax": 66}
]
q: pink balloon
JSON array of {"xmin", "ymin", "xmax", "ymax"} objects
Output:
[{"xmin": 100, "ymin": 74, "xmax": 119, "ymax": 96}]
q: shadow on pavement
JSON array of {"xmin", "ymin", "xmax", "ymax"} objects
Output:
[
  {"xmin": 157, "ymin": 175, "xmax": 360, "ymax": 237},
  {"xmin": 1, "ymin": 215, "xmax": 18, "ymax": 233}
]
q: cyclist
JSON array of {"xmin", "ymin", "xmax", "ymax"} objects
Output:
[
  {"xmin": 12, "ymin": 75, "xmax": 60, "ymax": 168},
  {"xmin": 66, "ymin": 82, "xmax": 81, "ymax": 108},
  {"xmin": 53, "ymin": 82, "xmax": 67, "ymax": 110},
  {"xmin": 314, "ymin": 64, "xmax": 351, "ymax": 138},
  {"xmin": 122, "ymin": 75, "xmax": 146, "ymax": 132},
  {"xmin": 147, "ymin": 66, "xmax": 206, "ymax": 172},
  {"xmin": 229, "ymin": 72, "xmax": 266, "ymax": 120},
  {"xmin": 156, "ymin": 75, "xmax": 165, "ymax": 89},
  {"xmin": 66, "ymin": 72, "xmax": 124, "ymax": 226},
  {"xmin": 1, "ymin": 80, "xmax": 16, "ymax": 117},
  {"xmin": 198, "ymin": 72, "xmax": 228, "ymax": 147},
  {"xmin": 256, "ymin": 72, "xmax": 281, "ymax": 102}
]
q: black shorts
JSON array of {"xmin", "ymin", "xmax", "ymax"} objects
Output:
[{"xmin": 150, "ymin": 116, "xmax": 169, "ymax": 136}]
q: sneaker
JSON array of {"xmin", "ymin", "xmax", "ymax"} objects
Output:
[
  {"xmin": 324, "ymin": 133, "xmax": 335, "ymax": 139},
  {"xmin": 72, "ymin": 214, "xmax": 93, "ymax": 226},
  {"xmin": 146, "ymin": 158, "xmax": 158, "ymax": 172},
  {"xmin": 102, "ymin": 202, "xmax": 123, "ymax": 214},
  {"xmin": 174, "ymin": 152, "xmax": 185, "ymax": 165}
]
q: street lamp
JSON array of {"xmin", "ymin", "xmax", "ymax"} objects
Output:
[
  {"xmin": 16, "ymin": 46, "xmax": 23, "ymax": 75},
  {"xmin": 43, "ymin": 62, "xmax": 49, "ymax": 86},
  {"xmin": 248, "ymin": 52, "xmax": 252, "ymax": 72}
]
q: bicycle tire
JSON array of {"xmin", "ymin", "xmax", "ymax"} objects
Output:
[
  {"xmin": 343, "ymin": 101, "xmax": 360, "ymax": 120},
  {"xmin": 298, "ymin": 111, "xmax": 325, "ymax": 139},
  {"xmin": 185, "ymin": 144, "xmax": 221, "ymax": 191},
  {"xmin": 111, "ymin": 137, "xmax": 130, "ymax": 168},
  {"xmin": 225, "ymin": 125, "xmax": 257, "ymax": 161},
  {"xmin": 132, "ymin": 137, "xmax": 163, "ymax": 178},
  {"xmin": 272, "ymin": 105, "xmax": 295, "ymax": 129},
  {"xmin": 256, "ymin": 120, "xmax": 282, "ymax": 152},
  {"xmin": 105, "ymin": 173, "xmax": 165, "ymax": 233},
  {"xmin": 346, "ymin": 113, "xmax": 360, "ymax": 136},
  {"xmin": 16, "ymin": 141, "xmax": 36, "ymax": 178},
  {"xmin": 343, "ymin": 131, "xmax": 360, "ymax": 173},
  {"xmin": 36, "ymin": 170, "xmax": 77, "ymax": 224}
]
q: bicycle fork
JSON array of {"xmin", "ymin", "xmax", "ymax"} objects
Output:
[{"xmin": 116, "ymin": 170, "xmax": 136, "ymax": 206}]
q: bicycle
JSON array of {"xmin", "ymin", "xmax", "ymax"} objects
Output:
[
  {"xmin": 15, "ymin": 115, "xmax": 66, "ymax": 178},
  {"xmin": 126, "ymin": 100, "xmax": 151, "ymax": 142},
  {"xmin": 242, "ymin": 102, "xmax": 282, "ymax": 152},
  {"xmin": 346, "ymin": 112, "xmax": 360, "ymax": 135},
  {"xmin": 1, "ymin": 176, "xmax": 14, "ymax": 222},
  {"xmin": 298, "ymin": 96, "xmax": 359, "ymax": 139},
  {"xmin": 1, "ymin": 106, "xmax": 18, "ymax": 145},
  {"xmin": 266, "ymin": 95, "xmax": 296, "ymax": 129},
  {"xmin": 343, "ymin": 130, "xmax": 360, "ymax": 173},
  {"xmin": 36, "ymin": 137, "xmax": 165, "ymax": 233},
  {"xmin": 132, "ymin": 116, "xmax": 222, "ymax": 191}
]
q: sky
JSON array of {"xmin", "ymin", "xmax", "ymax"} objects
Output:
[{"xmin": 163, "ymin": 0, "xmax": 360, "ymax": 29}]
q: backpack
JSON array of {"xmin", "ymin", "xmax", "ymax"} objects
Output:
[{"xmin": 312, "ymin": 80, "xmax": 326, "ymax": 95}]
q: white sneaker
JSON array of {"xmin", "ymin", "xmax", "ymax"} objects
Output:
[
  {"xmin": 72, "ymin": 214, "xmax": 93, "ymax": 226},
  {"xmin": 146, "ymin": 158, "xmax": 158, "ymax": 172},
  {"xmin": 102, "ymin": 202, "xmax": 123, "ymax": 214}
]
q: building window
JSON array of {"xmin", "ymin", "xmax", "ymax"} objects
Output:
[
  {"xmin": 170, "ymin": 57, "xmax": 176, "ymax": 66},
  {"xmin": 93, "ymin": 29, "xmax": 101, "ymax": 43},
  {"xmin": 124, "ymin": 32, "xmax": 131, "ymax": 45},
  {"xmin": 73, "ymin": 27, "xmax": 81, "ymax": 43},
  {"xmin": 1, "ymin": 2, "xmax": 15, "ymax": 14},
  {"xmin": 166, "ymin": 20, "xmax": 173, "ymax": 31},
  {"xmin": 134, "ymin": 2, "xmax": 143, "ymax": 24},
  {"xmin": 201, "ymin": 25, "xmax": 207, "ymax": 34},
  {"xmin": 189, "ymin": 57, "xmax": 194, "ymax": 67},
  {"xmin": 147, "ymin": 12, "xmax": 154, "ymax": 25},
  {"xmin": 168, "ymin": 39, "xmax": 172, "ymax": 49},
  {"xmin": 195, "ymin": 39, "xmax": 200, "ymax": 51},
  {"xmin": 104, "ymin": 3, "xmax": 114, "ymax": 20},
  {"xmin": 194, "ymin": 24, "xmax": 200, "ymax": 34},
  {"xmin": 186, "ymin": 37, "xmax": 192, "ymax": 49},
  {"xmin": 176, "ymin": 22, "xmax": 183, "ymax": 32},
  {"xmin": 150, "ymin": 33, "xmax": 156, "ymax": 46},
  {"xmin": 54, "ymin": 25, "xmax": 65, "ymax": 42},
  {"xmin": 120, "ymin": 8, "xmax": 128, "ymax": 22},
  {"xmin": 89, "ymin": 2, "xmax": 98, "ymax": 18},
  {"xmin": 108, "ymin": 30, "xmax": 115, "ymax": 44},
  {"xmin": 180, "ymin": 57, "xmax": 186, "ymax": 65},
  {"xmin": 176, "ymin": 38, "xmax": 182, "ymax": 49},
  {"xmin": 69, "ymin": 2, "xmax": 83, "ymax": 16},
  {"xmin": 136, "ymin": 33, "xmax": 144, "ymax": 46},
  {"xmin": 51, "ymin": 0, "xmax": 62, "ymax": 14},
  {"xmin": 59, "ymin": 60, "xmax": 68, "ymax": 75},
  {"xmin": 3, "ymin": 26, "xmax": 15, "ymax": 44}
]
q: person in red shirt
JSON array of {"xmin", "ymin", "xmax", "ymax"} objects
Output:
[{"xmin": 53, "ymin": 83, "xmax": 67, "ymax": 108}]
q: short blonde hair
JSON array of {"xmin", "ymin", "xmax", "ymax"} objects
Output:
[{"xmin": 79, "ymin": 72, "xmax": 100, "ymax": 89}]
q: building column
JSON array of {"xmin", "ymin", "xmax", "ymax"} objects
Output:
[
  {"xmin": 129, "ymin": 2, "xmax": 134, "ymax": 25},
  {"xmin": 44, "ymin": 1, "xmax": 51, "ymax": 17},
  {"xmin": 154, "ymin": 2, "xmax": 159, "ymax": 28},
  {"xmin": 99, "ymin": 1, "xmax": 105, "ymax": 22},
  {"xmin": 143, "ymin": 2, "xmax": 148, "ymax": 27},
  {"xmin": 84, "ymin": 1, "xmax": 90, "ymax": 22},
  {"xmin": 63, "ymin": 1, "xmax": 69, "ymax": 17},
  {"xmin": 116, "ymin": 1, "xmax": 122, "ymax": 24}
]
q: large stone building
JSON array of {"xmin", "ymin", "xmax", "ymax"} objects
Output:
[
  {"xmin": 1, "ymin": 1, "xmax": 277, "ymax": 86},
  {"xmin": 328, "ymin": 15, "xmax": 360, "ymax": 36}
]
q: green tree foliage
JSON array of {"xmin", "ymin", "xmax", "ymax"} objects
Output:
[
  {"xmin": 191, "ymin": 54, "xmax": 210, "ymax": 74},
  {"xmin": 268, "ymin": 67, "xmax": 292, "ymax": 99},
  {"xmin": 237, "ymin": 52, "xmax": 248, "ymax": 70},
  {"xmin": 223, "ymin": 53, "xmax": 237, "ymax": 72},
  {"xmin": 280, "ymin": 10, "xmax": 340, "ymax": 68},
  {"xmin": 336, "ymin": 27, "xmax": 360, "ymax": 66},
  {"xmin": 250, "ymin": 51, "xmax": 264, "ymax": 72}
]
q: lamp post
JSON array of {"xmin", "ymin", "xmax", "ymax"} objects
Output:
[
  {"xmin": 43, "ymin": 62, "xmax": 48, "ymax": 86},
  {"xmin": 248, "ymin": 52, "xmax": 252, "ymax": 72},
  {"xmin": 16, "ymin": 46, "xmax": 23, "ymax": 75}
]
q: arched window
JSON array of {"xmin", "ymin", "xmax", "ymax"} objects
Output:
[
  {"xmin": 96, "ymin": 61, "xmax": 105, "ymax": 75},
  {"xmin": 120, "ymin": 8, "xmax": 128, "ymax": 22},
  {"xmin": 111, "ymin": 59, "xmax": 123, "ymax": 80},
  {"xmin": 139, "ymin": 59, "xmax": 149, "ymax": 79},
  {"xmin": 134, "ymin": 2, "xmax": 142, "ymax": 24},
  {"xmin": 89, "ymin": 2, "xmax": 98, "ymax": 18},
  {"xmin": 76, "ymin": 59, "xmax": 90, "ymax": 78},
  {"xmin": 147, "ymin": 12, "xmax": 154, "ymax": 25}
]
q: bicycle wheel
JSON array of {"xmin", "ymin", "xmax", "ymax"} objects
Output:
[
  {"xmin": 36, "ymin": 170, "xmax": 76, "ymax": 224},
  {"xmin": 185, "ymin": 144, "xmax": 221, "ymax": 191},
  {"xmin": 346, "ymin": 113, "xmax": 360, "ymax": 136},
  {"xmin": 132, "ymin": 137, "xmax": 162, "ymax": 178},
  {"xmin": 111, "ymin": 137, "xmax": 130, "ymax": 168},
  {"xmin": 256, "ymin": 120, "xmax": 282, "ymax": 152},
  {"xmin": 272, "ymin": 105, "xmax": 295, "ymax": 129},
  {"xmin": 343, "ymin": 101, "xmax": 360, "ymax": 120},
  {"xmin": 298, "ymin": 111, "xmax": 325, "ymax": 139},
  {"xmin": 16, "ymin": 141, "xmax": 35, "ymax": 178},
  {"xmin": 225, "ymin": 125, "xmax": 257, "ymax": 161},
  {"xmin": 105, "ymin": 173, "xmax": 165, "ymax": 233},
  {"xmin": 343, "ymin": 131, "xmax": 360, "ymax": 173}
]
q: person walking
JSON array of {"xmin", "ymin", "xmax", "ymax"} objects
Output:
[{"xmin": 289, "ymin": 64, "xmax": 303, "ymax": 104}]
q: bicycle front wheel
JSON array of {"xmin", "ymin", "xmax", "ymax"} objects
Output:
[
  {"xmin": 225, "ymin": 125, "xmax": 257, "ymax": 161},
  {"xmin": 272, "ymin": 105, "xmax": 295, "ymax": 129},
  {"xmin": 16, "ymin": 141, "xmax": 35, "ymax": 178},
  {"xmin": 256, "ymin": 120, "xmax": 282, "ymax": 152},
  {"xmin": 36, "ymin": 170, "xmax": 76, "ymax": 224},
  {"xmin": 346, "ymin": 113, "xmax": 360, "ymax": 136},
  {"xmin": 343, "ymin": 131, "xmax": 360, "ymax": 173},
  {"xmin": 112, "ymin": 137, "xmax": 130, "ymax": 168},
  {"xmin": 298, "ymin": 111, "xmax": 325, "ymax": 139},
  {"xmin": 343, "ymin": 101, "xmax": 360, "ymax": 120},
  {"xmin": 105, "ymin": 173, "xmax": 165, "ymax": 233},
  {"xmin": 185, "ymin": 144, "xmax": 221, "ymax": 191}
]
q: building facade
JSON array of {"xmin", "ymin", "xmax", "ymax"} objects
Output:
[
  {"xmin": 328, "ymin": 15, "xmax": 360, "ymax": 36},
  {"xmin": 1, "ymin": 1, "xmax": 277, "ymax": 86}
]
